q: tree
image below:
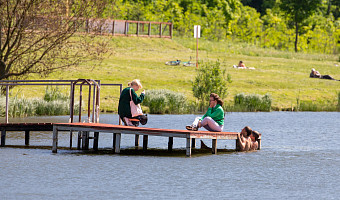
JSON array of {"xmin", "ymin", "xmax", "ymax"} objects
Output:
[
  {"xmin": 0, "ymin": 0, "xmax": 108, "ymax": 81},
  {"xmin": 280, "ymin": 0, "xmax": 322, "ymax": 52},
  {"xmin": 192, "ymin": 60, "xmax": 231, "ymax": 111}
]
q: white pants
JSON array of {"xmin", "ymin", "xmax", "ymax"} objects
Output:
[{"xmin": 191, "ymin": 117, "xmax": 224, "ymax": 132}]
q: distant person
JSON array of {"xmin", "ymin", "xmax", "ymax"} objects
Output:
[
  {"xmin": 186, "ymin": 93, "xmax": 225, "ymax": 132},
  {"xmin": 238, "ymin": 61, "xmax": 246, "ymax": 68},
  {"xmin": 237, "ymin": 126, "xmax": 252, "ymax": 151},
  {"xmin": 233, "ymin": 61, "xmax": 255, "ymax": 69},
  {"xmin": 118, "ymin": 79, "xmax": 147, "ymax": 126},
  {"xmin": 310, "ymin": 68, "xmax": 337, "ymax": 80}
]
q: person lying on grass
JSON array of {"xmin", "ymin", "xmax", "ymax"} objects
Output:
[
  {"xmin": 310, "ymin": 68, "xmax": 338, "ymax": 81},
  {"xmin": 186, "ymin": 93, "xmax": 225, "ymax": 132}
]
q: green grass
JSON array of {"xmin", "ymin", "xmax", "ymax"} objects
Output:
[{"xmin": 10, "ymin": 36, "xmax": 340, "ymax": 112}]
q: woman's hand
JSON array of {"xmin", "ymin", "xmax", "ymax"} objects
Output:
[
  {"xmin": 141, "ymin": 90, "xmax": 145, "ymax": 95},
  {"xmin": 209, "ymin": 100, "xmax": 216, "ymax": 108}
]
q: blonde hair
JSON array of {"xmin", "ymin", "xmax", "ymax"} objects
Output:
[{"xmin": 128, "ymin": 79, "xmax": 142, "ymax": 89}]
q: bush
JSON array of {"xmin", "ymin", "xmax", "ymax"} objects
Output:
[
  {"xmin": 143, "ymin": 89, "xmax": 192, "ymax": 114},
  {"xmin": 44, "ymin": 86, "xmax": 68, "ymax": 102},
  {"xmin": 231, "ymin": 93, "xmax": 272, "ymax": 112},
  {"xmin": 192, "ymin": 60, "xmax": 231, "ymax": 111}
]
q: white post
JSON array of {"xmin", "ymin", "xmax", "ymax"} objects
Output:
[{"xmin": 194, "ymin": 25, "xmax": 200, "ymax": 69}]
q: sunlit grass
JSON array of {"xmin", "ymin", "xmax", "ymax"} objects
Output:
[{"xmin": 10, "ymin": 36, "xmax": 340, "ymax": 112}]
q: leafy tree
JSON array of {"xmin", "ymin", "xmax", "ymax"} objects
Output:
[
  {"xmin": 0, "ymin": 0, "xmax": 108, "ymax": 81},
  {"xmin": 280, "ymin": 0, "xmax": 322, "ymax": 52},
  {"xmin": 192, "ymin": 60, "xmax": 231, "ymax": 111}
]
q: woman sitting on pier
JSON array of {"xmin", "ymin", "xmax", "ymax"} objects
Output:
[
  {"xmin": 118, "ymin": 79, "xmax": 147, "ymax": 126},
  {"xmin": 186, "ymin": 93, "xmax": 225, "ymax": 132}
]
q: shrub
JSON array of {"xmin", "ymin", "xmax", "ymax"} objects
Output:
[
  {"xmin": 192, "ymin": 60, "xmax": 231, "ymax": 111},
  {"xmin": 44, "ymin": 86, "xmax": 68, "ymax": 102},
  {"xmin": 232, "ymin": 93, "xmax": 272, "ymax": 112},
  {"xmin": 143, "ymin": 89, "xmax": 191, "ymax": 114}
]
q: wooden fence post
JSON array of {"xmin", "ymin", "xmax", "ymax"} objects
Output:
[
  {"xmin": 112, "ymin": 20, "xmax": 115, "ymax": 36},
  {"xmin": 136, "ymin": 22, "xmax": 139, "ymax": 36},
  {"xmin": 148, "ymin": 22, "xmax": 151, "ymax": 37},
  {"xmin": 159, "ymin": 24, "xmax": 162, "ymax": 38}
]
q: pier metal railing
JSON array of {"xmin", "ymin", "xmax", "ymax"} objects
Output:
[{"xmin": 0, "ymin": 79, "xmax": 122, "ymax": 124}]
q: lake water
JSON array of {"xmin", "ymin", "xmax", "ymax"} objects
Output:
[{"xmin": 1, "ymin": 112, "xmax": 339, "ymax": 199}]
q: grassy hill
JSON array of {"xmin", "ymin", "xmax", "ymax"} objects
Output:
[{"xmin": 14, "ymin": 36, "xmax": 340, "ymax": 112}]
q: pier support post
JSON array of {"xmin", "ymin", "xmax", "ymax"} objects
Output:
[
  {"xmin": 114, "ymin": 133, "xmax": 121, "ymax": 153},
  {"xmin": 235, "ymin": 139, "xmax": 240, "ymax": 151},
  {"xmin": 186, "ymin": 138, "xmax": 191, "ymax": 157},
  {"xmin": 212, "ymin": 139, "xmax": 217, "ymax": 154},
  {"xmin": 82, "ymin": 131, "xmax": 89, "ymax": 150},
  {"xmin": 192, "ymin": 138, "xmax": 196, "ymax": 148},
  {"xmin": 1, "ymin": 130, "xmax": 6, "ymax": 147},
  {"xmin": 69, "ymin": 131, "xmax": 73, "ymax": 149},
  {"xmin": 143, "ymin": 135, "xmax": 148, "ymax": 152},
  {"xmin": 77, "ymin": 131, "xmax": 82, "ymax": 150},
  {"xmin": 52, "ymin": 126, "xmax": 58, "ymax": 153},
  {"xmin": 93, "ymin": 132, "xmax": 99, "ymax": 151},
  {"xmin": 135, "ymin": 134, "xmax": 140, "ymax": 147},
  {"xmin": 113, "ymin": 133, "xmax": 116, "ymax": 150},
  {"xmin": 25, "ymin": 130, "xmax": 30, "ymax": 146},
  {"xmin": 168, "ymin": 137, "xmax": 173, "ymax": 151}
]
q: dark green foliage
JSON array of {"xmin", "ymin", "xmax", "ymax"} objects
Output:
[
  {"xmin": 192, "ymin": 60, "xmax": 231, "ymax": 110},
  {"xmin": 240, "ymin": 0, "xmax": 276, "ymax": 15}
]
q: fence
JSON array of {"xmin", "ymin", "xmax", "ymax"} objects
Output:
[{"xmin": 27, "ymin": 16, "xmax": 173, "ymax": 38}]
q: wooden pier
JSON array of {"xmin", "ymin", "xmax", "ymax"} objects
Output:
[
  {"xmin": 1, "ymin": 123, "xmax": 53, "ymax": 147},
  {"xmin": 52, "ymin": 123, "xmax": 261, "ymax": 157},
  {"xmin": 0, "ymin": 122, "xmax": 261, "ymax": 157}
]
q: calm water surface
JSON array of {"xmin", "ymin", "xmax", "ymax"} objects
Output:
[{"xmin": 0, "ymin": 112, "xmax": 339, "ymax": 199}]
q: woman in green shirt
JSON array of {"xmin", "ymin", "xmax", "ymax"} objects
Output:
[
  {"xmin": 186, "ymin": 93, "xmax": 225, "ymax": 132},
  {"xmin": 118, "ymin": 79, "xmax": 145, "ymax": 126}
]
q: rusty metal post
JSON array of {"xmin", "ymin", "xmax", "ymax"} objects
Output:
[
  {"xmin": 88, "ymin": 84, "xmax": 91, "ymax": 123},
  {"xmin": 95, "ymin": 81, "xmax": 101, "ymax": 123},
  {"xmin": 79, "ymin": 84, "xmax": 83, "ymax": 122},
  {"xmin": 119, "ymin": 84, "xmax": 122, "ymax": 125},
  {"xmin": 92, "ymin": 85, "xmax": 96, "ymax": 123},
  {"xmin": 5, "ymin": 85, "xmax": 9, "ymax": 123},
  {"xmin": 69, "ymin": 82, "xmax": 75, "ymax": 149}
]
